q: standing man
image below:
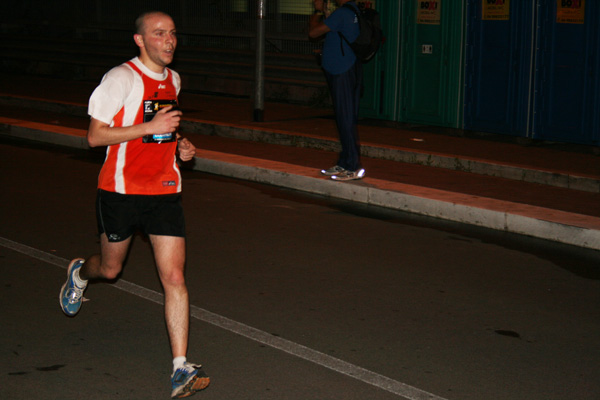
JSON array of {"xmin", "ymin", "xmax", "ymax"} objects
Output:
[
  {"xmin": 309, "ymin": 0, "xmax": 365, "ymax": 181},
  {"xmin": 58, "ymin": 11, "xmax": 210, "ymax": 399}
]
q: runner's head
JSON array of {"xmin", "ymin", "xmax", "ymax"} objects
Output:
[{"xmin": 134, "ymin": 12, "xmax": 177, "ymax": 73}]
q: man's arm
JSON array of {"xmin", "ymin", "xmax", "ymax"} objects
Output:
[
  {"xmin": 309, "ymin": 0, "xmax": 331, "ymax": 39},
  {"xmin": 87, "ymin": 106, "xmax": 182, "ymax": 147}
]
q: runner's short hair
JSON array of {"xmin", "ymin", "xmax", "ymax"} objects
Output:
[{"xmin": 135, "ymin": 11, "xmax": 171, "ymax": 34}]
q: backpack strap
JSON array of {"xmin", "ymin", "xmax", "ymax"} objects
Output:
[
  {"xmin": 338, "ymin": 3, "xmax": 360, "ymax": 57},
  {"xmin": 338, "ymin": 32, "xmax": 347, "ymax": 56}
]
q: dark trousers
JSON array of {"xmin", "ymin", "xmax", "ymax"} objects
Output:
[{"xmin": 325, "ymin": 61, "xmax": 363, "ymax": 172}]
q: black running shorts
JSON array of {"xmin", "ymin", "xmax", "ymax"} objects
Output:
[{"xmin": 96, "ymin": 189, "xmax": 186, "ymax": 242}]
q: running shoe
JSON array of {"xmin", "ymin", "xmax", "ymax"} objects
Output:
[
  {"xmin": 321, "ymin": 165, "xmax": 346, "ymax": 176},
  {"xmin": 59, "ymin": 258, "xmax": 87, "ymax": 316},
  {"xmin": 171, "ymin": 362, "xmax": 210, "ymax": 398},
  {"xmin": 331, "ymin": 168, "xmax": 366, "ymax": 181}
]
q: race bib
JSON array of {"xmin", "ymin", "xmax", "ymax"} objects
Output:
[{"xmin": 142, "ymin": 99, "xmax": 178, "ymax": 143}]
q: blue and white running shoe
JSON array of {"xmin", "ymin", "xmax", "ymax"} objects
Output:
[
  {"xmin": 171, "ymin": 362, "xmax": 210, "ymax": 398},
  {"xmin": 59, "ymin": 258, "xmax": 87, "ymax": 316}
]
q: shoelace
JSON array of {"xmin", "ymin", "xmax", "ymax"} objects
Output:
[
  {"xmin": 66, "ymin": 285, "xmax": 85, "ymax": 304},
  {"xmin": 174, "ymin": 363, "xmax": 201, "ymax": 376}
]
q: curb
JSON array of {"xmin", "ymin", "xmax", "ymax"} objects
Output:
[
  {"xmin": 2, "ymin": 118, "xmax": 599, "ymax": 250},
  {"xmin": 182, "ymin": 119, "xmax": 600, "ymax": 194},
  {"xmin": 2, "ymin": 94, "xmax": 599, "ymax": 193}
]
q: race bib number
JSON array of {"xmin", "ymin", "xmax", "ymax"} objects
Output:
[{"xmin": 142, "ymin": 99, "xmax": 178, "ymax": 143}]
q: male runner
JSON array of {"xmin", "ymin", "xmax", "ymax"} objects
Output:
[{"xmin": 59, "ymin": 11, "xmax": 209, "ymax": 399}]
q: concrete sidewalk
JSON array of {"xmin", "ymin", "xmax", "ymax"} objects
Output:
[{"xmin": 1, "ymin": 74, "xmax": 599, "ymax": 250}]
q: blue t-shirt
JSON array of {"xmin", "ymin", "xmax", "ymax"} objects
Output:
[{"xmin": 322, "ymin": 2, "xmax": 359, "ymax": 75}]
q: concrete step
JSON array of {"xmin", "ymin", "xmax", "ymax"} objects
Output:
[
  {"xmin": 1, "ymin": 113, "xmax": 599, "ymax": 251},
  {"xmin": 1, "ymin": 93, "xmax": 598, "ymax": 194}
]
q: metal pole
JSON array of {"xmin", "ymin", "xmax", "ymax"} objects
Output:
[{"xmin": 253, "ymin": 0, "xmax": 266, "ymax": 122}]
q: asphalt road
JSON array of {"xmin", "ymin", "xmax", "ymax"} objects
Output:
[{"xmin": 1, "ymin": 137, "xmax": 600, "ymax": 400}]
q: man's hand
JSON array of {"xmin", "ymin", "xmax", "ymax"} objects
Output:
[
  {"xmin": 313, "ymin": 0, "xmax": 325, "ymax": 13},
  {"xmin": 87, "ymin": 105, "xmax": 184, "ymax": 148},
  {"xmin": 309, "ymin": 0, "xmax": 331, "ymax": 39},
  {"xmin": 150, "ymin": 105, "xmax": 182, "ymax": 135},
  {"xmin": 177, "ymin": 137, "xmax": 196, "ymax": 162}
]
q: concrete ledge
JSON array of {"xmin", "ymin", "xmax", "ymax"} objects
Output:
[
  {"xmin": 2, "ymin": 94, "xmax": 598, "ymax": 193},
  {"xmin": 2, "ymin": 118, "xmax": 599, "ymax": 250},
  {"xmin": 0, "ymin": 119, "xmax": 89, "ymax": 149},
  {"xmin": 194, "ymin": 149, "xmax": 600, "ymax": 251}
]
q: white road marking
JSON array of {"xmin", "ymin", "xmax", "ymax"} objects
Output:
[{"xmin": 1, "ymin": 236, "xmax": 448, "ymax": 400}]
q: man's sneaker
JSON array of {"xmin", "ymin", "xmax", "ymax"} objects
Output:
[
  {"xmin": 59, "ymin": 258, "xmax": 87, "ymax": 317},
  {"xmin": 321, "ymin": 165, "xmax": 346, "ymax": 176},
  {"xmin": 331, "ymin": 168, "xmax": 366, "ymax": 181},
  {"xmin": 171, "ymin": 362, "xmax": 210, "ymax": 398}
]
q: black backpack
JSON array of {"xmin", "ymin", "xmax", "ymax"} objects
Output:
[{"xmin": 339, "ymin": 3, "xmax": 383, "ymax": 63}]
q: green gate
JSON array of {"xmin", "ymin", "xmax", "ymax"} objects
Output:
[
  {"xmin": 399, "ymin": 0, "xmax": 464, "ymax": 127},
  {"xmin": 359, "ymin": 1, "xmax": 400, "ymax": 120}
]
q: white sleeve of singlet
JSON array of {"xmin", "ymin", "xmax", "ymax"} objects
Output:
[
  {"xmin": 171, "ymin": 69, "xmax": 181, "ymax": 95},
  {"xmin": 87, "ymin": 64, "xmax": 135, "ymax": 125}
]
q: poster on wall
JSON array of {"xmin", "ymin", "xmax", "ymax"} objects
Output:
[
  {"xmin": 482, "ymin": 0, "xmax": 510, "ymax": 21},
  {"xmin": 417, "ymin": 0, "xmax": 441, "ymax": 25},
  {"xmin": 556, "ymin": 0, "xmax": 585, "ymax": 24}
]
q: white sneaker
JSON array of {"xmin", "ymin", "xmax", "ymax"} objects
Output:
[
  {"xmin": 331, "ymin": 168, "xmax": 366, "ymax": 181},
  {"xmin": 321, "ymin": 165, "xmax": 346, "ymax": 176}
]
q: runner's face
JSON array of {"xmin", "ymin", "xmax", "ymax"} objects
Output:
[{"xmin": 136, "ymin": 14, "xmax": 177, "ymax": 72}]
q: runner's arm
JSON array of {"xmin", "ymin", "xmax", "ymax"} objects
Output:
[{"xmin": 87, "ymin": 106, "xmax": 181, "ymax": 147}]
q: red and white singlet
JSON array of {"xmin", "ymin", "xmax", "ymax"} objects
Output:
[{"xmin": 88, "ymin": 57, "xmax": 182, "ymax": 195}]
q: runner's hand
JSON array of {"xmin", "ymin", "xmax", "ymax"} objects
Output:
[
  {"xmin": 177, "ymin": 137, "xmax": 196, "ymax": 162},
  {"xmin": 151, "ymin": 105, "xmax": 181, "ymax": 134}
]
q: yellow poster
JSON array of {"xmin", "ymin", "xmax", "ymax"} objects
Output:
[
  {"xmin": 556, "ymin": 0, "xmax": 585, "ymax": 24},
  {"xmin": 482, "ymin": 0, "xmax": 510, "ymax": 21},
  {"xmin": 417, "ymin": 0, "xmax": 441, "ymax": 25}
]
